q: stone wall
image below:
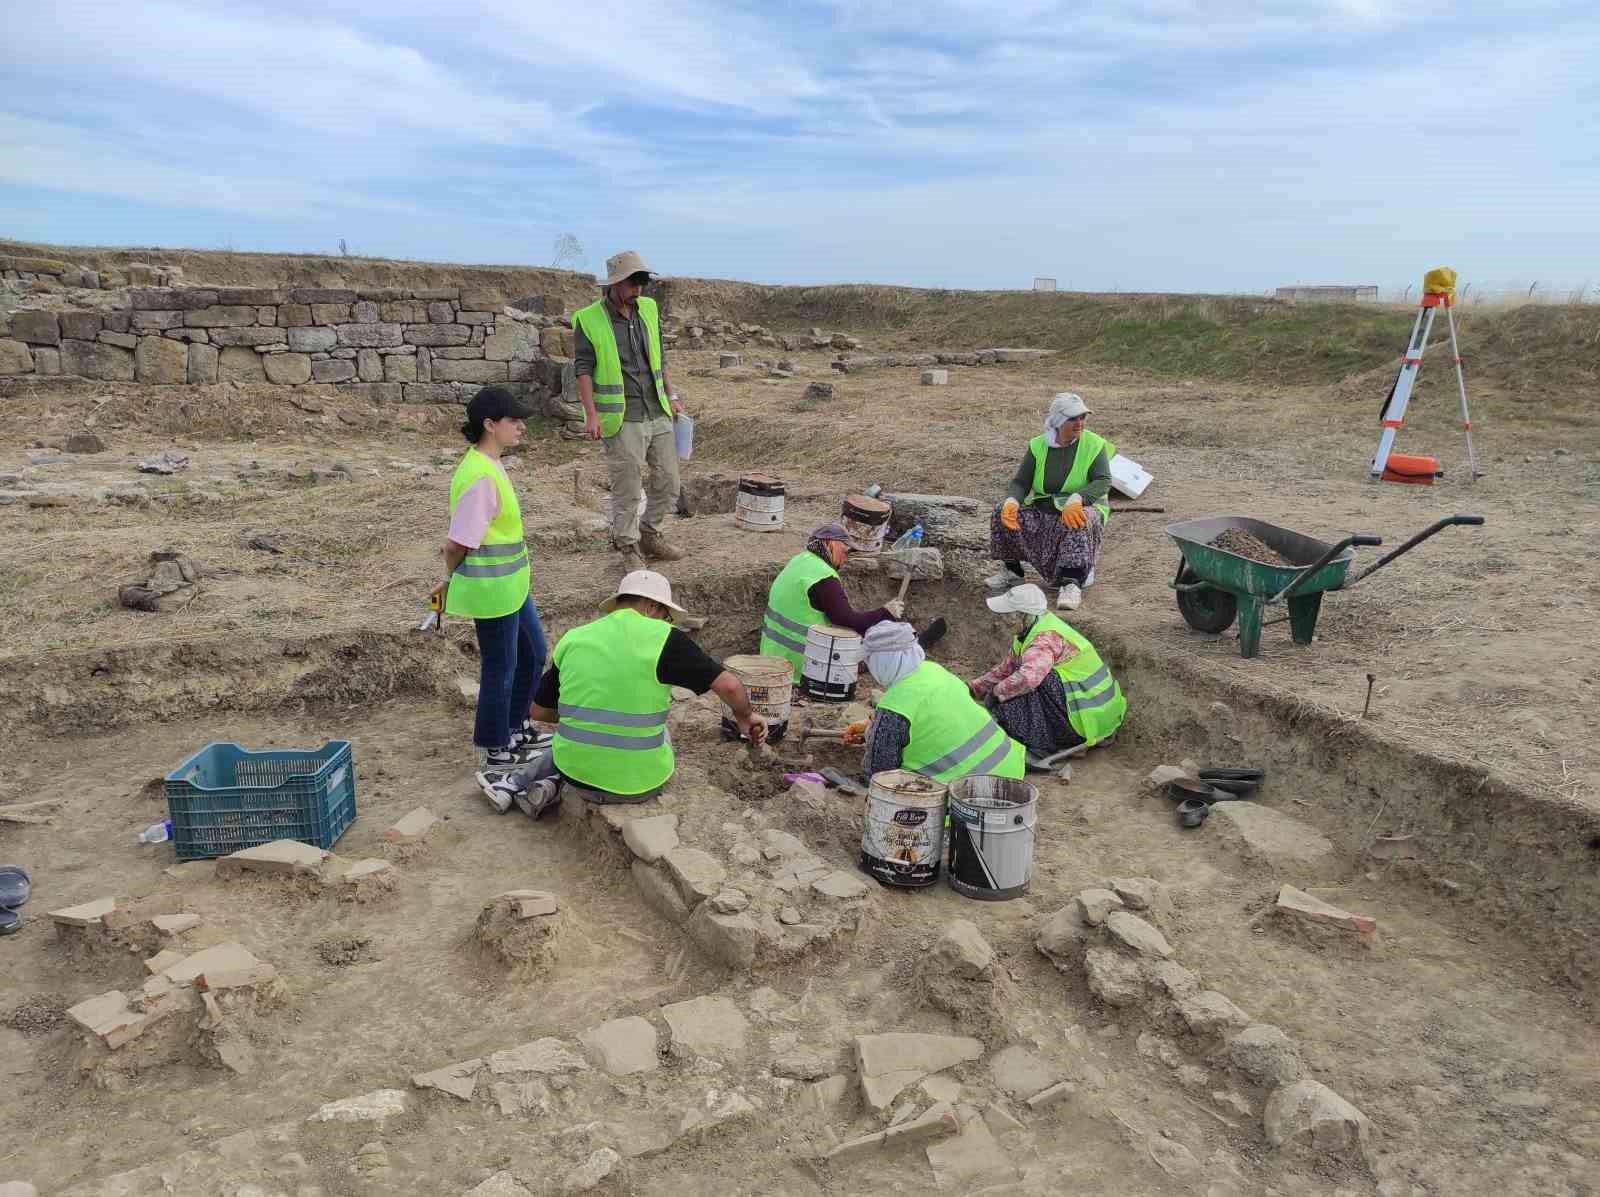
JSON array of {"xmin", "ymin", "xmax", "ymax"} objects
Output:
[{"xmin": 0, "ymin": 284, "xmax": 572, "ymax": 407}]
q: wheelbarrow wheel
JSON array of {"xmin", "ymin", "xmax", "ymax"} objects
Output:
[{"xmin": 1175, "ymin": 564, "xmax": 1238, "ymax": 634}]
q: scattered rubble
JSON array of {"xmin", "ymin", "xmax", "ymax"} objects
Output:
[
  {"xmin": 930, "ymin": 919, "xmax": 994, "ymax": 980},
  {"xmin": 854, "ymin": 1033, "xmax": 983, "ymax": 1110},
  {"xmin": 474, "ymin": 890, "xmax": 566, "ymax": 971}
]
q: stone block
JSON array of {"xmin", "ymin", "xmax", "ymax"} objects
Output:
[
  {"xmin": 219, "ymin": 838, "xmax": 327, "ymax": 875},
  {"xmin": 218, "ymin": 345, "xmax": 265, "ymax": 382},
  {"xmin": 663, "ymin": 847, "xmax": 726, "ymax": 908},
  {"xmin": 61, "ymin": 339, "xmax": 134, "ymax": 381},
  {"xmin": 9, "ymin": 310, "xmax": 58, "ymax": 344},
  {"xmin": 336, "ymin": 322, "xmax": 402, "ymax": 348},
  {"xmin": 632, "ymin": 860, "xmax": 690, "ymax": 925},
  {"xmin": 312, "ymin": 358, "xmax": 357, "ymax": 383},
  {"xmin": 66, "ymin": 990, "xmax": 150, "ymax": 1049},
  {"xmin": 130, "ymin": 310, "xmax": 182, "ymax": 332},
  {"xmin": 464, "ymin": 1172, "xmax": 534, "ymax": 1197},
  {"xmin": 384, "ymin": 805, "xmax": 438, "ymax": 842},
  {"xmin": 59, "ymin": 311, "xmax": 103, "ymax": 340},
  {"xmin": 990, "ymin": 1045, "xmax": 1061, "ymax": 1101},
  {"xmin": 1264, "ymin": 1079, "xmax": 1370, "ymax": 1159},
  {"xmin": 411, "ymin": 1057, "xmax": 482, "ymax": 1101},
  {"xmin": 101, "ymin": 311, "xmax": 130, "ymax": 333},
  {"xmin": 187, "ymin": 342, "xmax": 219, "ymax": 384},
  {"xmin": 621, "ymin": 814, "xmax": 679, "ymax": 863},
  {"xmin": 459, "ymin": 310, "xmax": 494, "ymax": 325},
  {"xmin": 49, "ymin": 896, "xmax": 117, "ymax": 926},
  {"xmin": 1275, "ymin": 884, "xmax": 1377, "ymax": 935},
  {"xmin": 183, "ymin": 305, "xmax": 259, "ymax": 328},
  {"xmin": 200, "ymin": 962, "xmax": 277, "ymax": 991},
  {"xmin": 685, "ymin": 902, "xmax": 758, "ymax": 969},
  {"xmin": 380, "ymin": 301, "xmax": 427, "ymax": 323},
  {"xmin": 1178, "ymin": 989, "xmax": 1251, "ymax": 1035},
  {"xmin": 580, "ymin": 1015, "xmax": 659, "ymax": 1075},
  {"xmin": 485, "ymin": 321, "xmax": 537, "ymax": 362},
  {"xmin": 1073, "ymin": 887, "xmax": 1124, "ymax": 926},
  {"xmin": 278, "ymin": 303, "xmax": 311, "ymax": 327},
  {"xmin": 431, "ymin": 346, "xmax": 486, "ymax": 359},
  {"xmin": 151, "ymin": 912, "xmax": 200, "ymax": 936},
  {"xmin": 288, "ymin": 326, "xmax": 337, "ymax": 352},
  {"xmin": 161, "ymin": 941, "xmax": 264, "ymax": 986},
  {"xmin": 307, "ymin": 1089, "xmax": 408, "ymax": 1123},
  {"xmin": 350, "ymin": 300, "xmax": 379, "ymax": 323},
  {"xmin": 1110, "ymin": 877, "xmax": 1157, "ymax": 910},
  {"xmin": 924, "ymin": 1109, "xmax": 1017, "ymax": 1189},
  {"xmin": 855, "ymin": 1033, "xmax": 984, "ymax": 1110},
  {"xmin": 144, "ymin": 948, "xmax": 186, "ymax": 975},
  {"xmin": 812, "ymin": 870, "xmax": 869, "ymax": 901},
  {"xmin": 404, "ymin": 323, "xmax": 471, "ymax": 346},
  {"xmin": 310, "ymin": 303, "xmax": 350, "ymax": 325},
  {"xmin": 1105, "ymin": 910, "xmax": 1173, "ymax": 958},
  {"xmin": 1141, "ymin": 958, "xmax": 1201, "ymax": 1000},
  {"xmin": 355, "ymin": 347, "xmax": 381, "ymax": 381},
  {"xmin": 486, "ymin": 1037, "xmax": 589, "ymax": 1076},
  {"xmin": 33, "ymin": 346, "xmax": 59, "ymax": 374},
  {"xmin": 403, "ymin": 382, "xmax": 462, "ymax": 404},
  {"xmin": 383, "ymin": 353, "xmax": 418, "ymax": 382},
  {"xmin": 215, "ymin": 287, "xmax": 285, "ymax": 305},
  {"xmin": 1211, "ymin": 804, "xmax": 1336, "ymax": 876},
  {"xmin": 289, "ymin": 288, "xmax": 357, "ymax": 304},
  {"xmin": 991, "ymin": 348, "xmax": 1043, "ymax": 362},
  {"xmin": 1083, "ymin": 946, "xmax": 1145, "ymax": 1007},
  {"xmin": 260, "ymin": 352, "xmax": 311, "ymax": 384},
  {"xmin": 0, "ymin": 339, "xmax": 32, "ymax": 374},
  {"xmin": 210, "ymin": 327, "xmax": 290, "ymax": 347},
  {"xmin": 930, "ymin": 919, "xmax": 994, "ymax": 979},
  {"xmin": 129, "ymin": 287, "xmax": 216, "ymax": 310},
  {"xmin": 432, "ymin": 358, "xmax": 508, "ymax": 383},
  {"xmin": 133, "ymin": 336, "xmax": 191, "ymax": 384},
  {"xmin": 920, "ymin": 368, "xmax": 948, "ymax": 385},
  {"xmin": 1227, "ymin": 1024, "xmax": 1302, "ymax": 1085},
  {"xmin": 164, "ymin": 328, "xmax": 208, "ymax": 344},
  {"xmin": 661, "ymin": 994, "xmax": 749, "ymax": 1059},
  {"xmin": 98, "ymin": 330, "xmax": 139, "ymax": 349},
  {"xmin": 0, "ymin": 254, "xmax": 66, "ymax": 274},
  {"xmin": 541, "ymin": 326, "xmax": 574, "ymax": 356},
  {"xmin": 426, "ymin": 301, "xmax": 455, "ymax": 322},
  {"xmin": 1146, "ymin": 764, "xmax": 1189, "ymax": 791},
  {"xmin": 460, "ymin": 287, "xmax": 505, "ymax": 310}
]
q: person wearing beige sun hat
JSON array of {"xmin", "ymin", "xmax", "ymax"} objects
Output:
[
  {"xmin": 573, "ymin": 250, "xmax": 687, "ymax": 575},
  {"xmin": 475, "ymin": 570, "xmax": 768, "ymax": 816}
]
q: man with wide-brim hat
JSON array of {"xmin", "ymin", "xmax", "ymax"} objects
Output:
[
  {"xmin": 573, "ymin": 250, "xmax": 687, "ymax": 575},
  {"xmin": 476, "ymin": 570, "xmax": 768, "ymax": 816}
]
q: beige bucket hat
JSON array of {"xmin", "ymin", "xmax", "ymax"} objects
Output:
[
  {"xmin": 603, "ymin": 569, "xmax": 686, "ymax": 615},
  {"xmin": 600, "ymin": 250, "xmax": 658, "ymax": 287}
]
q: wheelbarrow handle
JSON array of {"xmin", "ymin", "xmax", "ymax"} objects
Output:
[
  {"xmin": 1342, "ymin": 514, "xmax": 1485, "ymax": 588},
  {"xmin": 1270, "ymin": 533, "xmax": 1383, "ymax": 604}
]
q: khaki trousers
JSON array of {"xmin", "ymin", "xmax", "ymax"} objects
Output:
[{"xmin": 604, "ymin": 414, "xmax": 680, "ymax": 547}]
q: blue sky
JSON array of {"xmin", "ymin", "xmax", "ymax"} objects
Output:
[{"xmin": 2, "ymin": 1, "xmax": 1596, "ymax": 293}]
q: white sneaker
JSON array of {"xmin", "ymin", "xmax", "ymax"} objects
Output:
[
  {"xmin": 984, "ymin": 568, "xmax": 1021, "ymax": 591},
  {"xmin": 474, "ymin": 770, "xmax": 520, "ymax": 813},
  {"xmin": 1056, "ymin": 583, "xmax": 1082, "ymax": 611},
  {"xmin": 513, "ymin": 779, "xmax": 562, "ymax": 821}
]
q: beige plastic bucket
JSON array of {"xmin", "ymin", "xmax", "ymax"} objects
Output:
[{"xmin": 719, "ymin": 653, "xmax": 792, "ymax": 743}]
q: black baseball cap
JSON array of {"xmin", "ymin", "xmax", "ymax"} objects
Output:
[{"xmin": 466, "ymin": 385, "xmax": 532, "ymax": 427}]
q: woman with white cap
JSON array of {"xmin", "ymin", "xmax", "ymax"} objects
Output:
[
  {"xmin": 852, "ymin": 621, "xmax": 1025, "ymax": 783},
  {"xmin": 971, "ymin": 583, "xmax": 1126, "ymax": 764},
  {"xmin": 477, "ymin": 570, "xmax": 768, "ymax": 817},
  {"xmin": 987, "ymin": 392, "xmax": 1115, "ymax": 610}
]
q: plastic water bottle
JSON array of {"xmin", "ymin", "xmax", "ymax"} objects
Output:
[
  {"xmin": 889, "ymin": 522, "xmax": 924, "ymax": 552},
  {"xmin": 137, "ymin": 820, "xmax": 172, "ymax": 845}
]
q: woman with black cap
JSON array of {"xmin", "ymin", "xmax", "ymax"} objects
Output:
[{"xmin": 433, "ymin": 386, "xmax": 548, "ymax": 774}]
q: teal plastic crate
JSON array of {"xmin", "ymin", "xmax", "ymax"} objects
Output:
[{"xmin": 164, "ymin": 741, "xmax": 356, "ymax": 861}]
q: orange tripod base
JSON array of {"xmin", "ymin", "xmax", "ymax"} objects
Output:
[{"xmin": 1380, "ymin": 452, "xmax": 1442, "ymax": 485}]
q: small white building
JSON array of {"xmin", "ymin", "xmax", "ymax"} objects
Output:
[{"xmin": 1274, "ymin": 285, "xmax": 1379, "ymax": 304}]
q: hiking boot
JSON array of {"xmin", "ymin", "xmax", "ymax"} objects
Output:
[
  {"xmin": 513, "ymin": 779, "xmax": 562, "ymax": 821},
  {"xmin": 616, "ymin": 544, "xmax": 647, "ymax": 574},
  {"xmin": 916, "ymin": 617, "xmax": 948, "ymax": 651},
  {"xmin": 640, "ymin": 530, "xmax": 685, "ymax": 562},
  {"xmin": 1056, "ymin": 583, "xmax": 1083, "ymax": 611},
  {"xmin": 984, "ymin": 567, "xmax": 1023, "ymax": 591},
  {"xmin": 474, "ymin": 769, "xmax": 521, "ymax": 813}
]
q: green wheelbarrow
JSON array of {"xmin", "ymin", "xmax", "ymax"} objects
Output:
[{"xmin": 1166, "ymin": 514, "xmax": 1485, "ymax": 658}]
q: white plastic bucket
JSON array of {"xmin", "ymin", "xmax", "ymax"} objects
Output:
[
  {"xmin": 800, "ymin": 623, "xmax": 862, "ymax": 701},
  {"xmin": 860, "ymin": 769, "xmax": 948, "ymax": 888},
  {"xmin": 735, "ymin": 473, "xmax": 785, "ymax": 532},
  {"xmin": 674, "ymin": 414, "xmax": 695, "ymax": 461},
  {"xmin": 719, "ymin": 654, "xmax": 792, "ymax": 743},
  {"xmin": 946, "ymin": 776, "xmax": 1039, "ymax": 901}
]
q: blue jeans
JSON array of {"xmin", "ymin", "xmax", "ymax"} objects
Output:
[{"xmin": 473, "ymin": 596, "xmax": 547, "ymax": 750}]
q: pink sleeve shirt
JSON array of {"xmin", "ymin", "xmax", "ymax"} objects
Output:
[{"xmin": 446, "ymin": 469, "xmax": 503, "ymax": 549}]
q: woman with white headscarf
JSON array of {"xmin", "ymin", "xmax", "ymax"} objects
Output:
[
  {"xmin": 970, "ymin": 583, "xmax": 1126, "ymax": 765},
  {"xmin": 987, "ymin": 392, "xmax": 1115, "ymax": 611},
  {"xmin": 851, "ymin": 621, "xmax": 1025, "ymax": 782}
]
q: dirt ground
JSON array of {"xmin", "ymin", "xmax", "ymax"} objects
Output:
[{"xmin": 2, "ymin": 328, "xmax": 1598, "ymax": 1195}]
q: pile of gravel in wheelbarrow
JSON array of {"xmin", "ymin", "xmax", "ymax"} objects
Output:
[{"xmin": 1209, "ymin": 528, "xmax": 1295, "ymax": 567}]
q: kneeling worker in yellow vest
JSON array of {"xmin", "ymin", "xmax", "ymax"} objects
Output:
[
  {"xmin": 760, "ymin": 522, "xmax": 903, "ymax": 680},
  {"xmin": 970, "ymin": 583, "xmax": 1125, "ymax": 768},
  {"xmin": 852, "ymin": 621, "xmax": 1025, "ymax": 783},
  {"xmin": 476, "ymin": 570, "xmax": 768, "ymax": 817}
]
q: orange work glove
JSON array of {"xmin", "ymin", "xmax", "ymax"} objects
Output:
[
  {"xmin": 1059, "ymin": 495, "xmax": 1088, "ymax": 529},
  {"xmin": 1000, "ymin": 498, "xmax": 1021, "ymax": 531},
  {"xmin": 842, "ymin": 720, "xmax": 869, "ymax": 746}
]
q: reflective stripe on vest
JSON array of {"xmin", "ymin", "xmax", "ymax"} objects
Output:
[
  {"xmin": 1025, "ymin": 429, "xmax": 1115, "ymax": 522},
  {"xmin": 759, "ymin": 551, "xmax": 840, "ymax": 679},
  {"xmin": 550, "ymin": 608, "xmax": 675, "ymax": 795},
  {"xmin": 572, "ymin": 296, "xmax": 671, "ymax": 438},
  {"xmin": 445, "ymin": 449, "xmax": 530, "ymax": 619},
  {"xmin": 877, "ymin": 660, "xmax": 1025, "ymax": 783},
  {"xmin": 1014, "ymin": 612, "xmax": 1126, "ymax": 746}
]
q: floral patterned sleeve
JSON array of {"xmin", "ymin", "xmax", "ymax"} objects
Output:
[
  {"xmin": 970, "ymin": 652, "xmax": 1020, "ymax": 698},
  {"xmin": 993, "ymin": 631, "xmax": 1075, "ymax": 703}
]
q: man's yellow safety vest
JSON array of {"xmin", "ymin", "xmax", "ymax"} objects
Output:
[
  {"xmin": 571, "ymin": 296, "xmax": 671, "ymax": 438},
  {"xmin": 550, "ymin": 608, "xmax": 675, "ymax": 796}
]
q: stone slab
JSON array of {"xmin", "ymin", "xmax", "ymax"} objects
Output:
[
  {"xmin": 412, "ymin": 1058, "xmax": 483, "ymax": 1101},
  {"xmin": 66, "ymin": 990, "xmax": 148, "ymax": 1049},
  {"xmin": 307, "ymin": 1089, "xmax": 407, "ymax": 1123},
  {"xmin": 989, "ymin": 1045, "xmax": 1061, "ymax": 1101},
  {"xmin": 1211, "ymin": 803, "xmax": 1336, "ymax": 876},
  {"xmin": 621, "ymin": 814, "xmax": 680, "ymax": 863},
  {"xmin": 384, "ymin": 805, "xmax": 438, "ymax": 842},
  {"xmin": 925, "ymin": 1116, "xmax": 1018, "ymax": 1188},
  {"xmin": 855, "ymin": 1033, "xmax": 984, "ymax": 1110},
  {"xmin": 580, "ymin": 1016, "xmax": 659, "ymax": 1076},
  {"xmin": 663, "ymin": 847, "xmax": 726, "ymax": 907},
  {"xmin": 1104, "ymin": 910, "xmax": 1173, "ymax": 958},
  {"xmin": 812, "ymin": 870, "xmax": 870, "ymax": 901},
  {"xmin": 661, "ymin": 994, "xmax": 749, "ymax": 1059},
  {"xmin": 162, "ymin": 942, "xmax": 263, "ymax": 986},
  {"xmin": 221, "ymin": 839, "xmax": 327, "ymax": 875},
  {"xmin": 49, "ymin": 896, "xmax": 116, "ymax": 926},
  {"xmin": 1276, "ymin": 884, "xmax": 1377, "ymax": 935},
  {"xmin": 487, "ymin": 1037, "xmax": 590, "ymax": 1076},
  {"xmin": 151, "ymin": 912, "xmax": 200, "ymax": 936}
]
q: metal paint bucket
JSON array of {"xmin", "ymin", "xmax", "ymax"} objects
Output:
[
  {"xmin": 719, "ymin": 653, "xmax": 791, "ymax": 744},
  {"xmin": 946, "ymin": 775, "xmax": 1039, "ymax": 901},
  {"xmin": 735, "ymin": 473, "xmax": 785, "ymax": 532},
  {"xmin": 800, "ymin": 623, "xmax": 862, "ymax": 701},
  {"xmin": 860, "ymin": 769, "xmax": 948, "ymax": 888},
  {"xmin": 841, "ymin": 494, "xmax": 892, "ymax": 554}
]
